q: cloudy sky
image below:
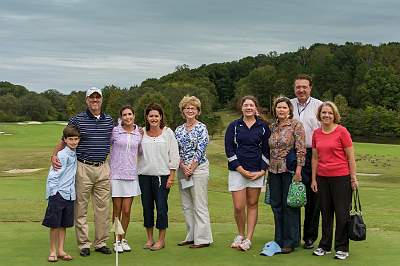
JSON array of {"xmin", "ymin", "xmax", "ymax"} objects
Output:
[{"xmin": 1, "ymin": 0, "xmax": 399, "ymax": 93}]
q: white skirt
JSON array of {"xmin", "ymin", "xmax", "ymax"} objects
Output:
[
  {"xmin": 228, "ymin": 170, "xmax": 265, "ymax": 192},
  {"xmin": 111, "ymin": 179, "xmax": 141, "ymax": 197}
]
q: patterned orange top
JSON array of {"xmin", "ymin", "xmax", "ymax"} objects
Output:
[{"xmin": 268, "ymin": 118, "xmax": 306, "ymax": 174}]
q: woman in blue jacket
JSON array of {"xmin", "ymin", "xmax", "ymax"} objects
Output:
[{"xmin": 224, "ymin": 95, "xmax": 270, "ymax": 251}]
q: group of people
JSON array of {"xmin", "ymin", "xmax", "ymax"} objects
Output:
[
  {"xmin": 224, "ymin": 74, "xmax": 358, "ymax": 260},
  {"xmin": 44, "ymin": 89, "xmax": 213, "ymax": 262},
  {"xmin": 42, "ymin": 74, "xmax": 358, "ymax": 263}
]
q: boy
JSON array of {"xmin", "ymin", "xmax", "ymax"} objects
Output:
[{"xmin": 42, "ymin": 125, "xmax": 80, "ymax": 262}]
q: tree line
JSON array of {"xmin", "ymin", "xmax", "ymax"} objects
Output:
[{"xmin": 1, "ymin": 42, "xmax": 400, "ymax": 138}]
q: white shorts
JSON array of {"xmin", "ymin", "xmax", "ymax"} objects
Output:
[
  {"xmin": 111, "ymin": 179, "xmax": 141, "ymax": 197},
  {"xmin": 228, "ymin": 170, "xmax": 265, "ymax": 192}
]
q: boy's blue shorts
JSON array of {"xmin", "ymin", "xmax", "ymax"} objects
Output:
[{"xmin": 42, "ymin": 192, "xmax": 74, "ymax": 228}]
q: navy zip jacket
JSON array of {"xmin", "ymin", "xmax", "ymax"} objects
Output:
[{"xmin": 224, "ymin": 117, "xmax": 270, "ymax": 172}]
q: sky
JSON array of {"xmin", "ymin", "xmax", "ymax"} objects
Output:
[{"xmin": 1, "ymin": 0, "xmax": 399, "ymax": 93}]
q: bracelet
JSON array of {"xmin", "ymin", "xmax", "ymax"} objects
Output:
[{"xmin": 351, "ymin": 179, "xmax": 358, "ymax": 182}]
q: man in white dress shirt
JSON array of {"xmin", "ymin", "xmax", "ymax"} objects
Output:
[{"xmin": 290, "ymin": 74, "xmax": 322, "ymax": 249}]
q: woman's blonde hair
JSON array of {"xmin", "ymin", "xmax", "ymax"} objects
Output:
[
  {"xmin": 178, "ymin": 95, "xmax": 202, "ymax": 117},
  {"xmin": 317, "ymin": 101, "xmax": 341, "ymax": 123}
]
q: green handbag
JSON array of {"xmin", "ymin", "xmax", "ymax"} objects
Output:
[{"xmin": 287, "ymin": 180, "xmax": 307, "ymax": 207}]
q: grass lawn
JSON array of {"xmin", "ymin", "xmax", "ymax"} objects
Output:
[{"xmin": 0, "ymin": 121, "xmax": 400, "ymax": 265}]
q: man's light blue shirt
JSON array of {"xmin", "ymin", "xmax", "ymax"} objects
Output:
[{"xmin": 46, "ymin": 146, "xmax": 77, "ymax": 201}]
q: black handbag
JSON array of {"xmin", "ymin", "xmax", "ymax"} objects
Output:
[{"xmin": 348, "ymin": 188, "xmax": 366, "ymax": 241}]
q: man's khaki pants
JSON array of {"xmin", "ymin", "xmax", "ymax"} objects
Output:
[{"xmin": 75, "ymin": 162, "xmax": 111, "ymax": 249}]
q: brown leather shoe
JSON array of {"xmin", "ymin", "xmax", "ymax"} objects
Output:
[
  {"xmin": 303, "ymin": 240, "xmax": 314, "ymax": 249},
  {"xmin": 281, "ymin": 247, "xmax": 293, "ymax": 254},
  {"xmin": 177, "ymin": 240, "xmax": 194, "ymax": 246},
  {"xmin": 189, "ymin": 243, "xmax": 210, "ymax": 249}
]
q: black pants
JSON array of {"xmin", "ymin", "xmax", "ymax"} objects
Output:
[
  {"xmin": 317, "ymin": 175, "xmax": 352, "ymax": 252},
  {"xmin": 269, "ymin": 171, "xmax": 300, "ymax": 248},
  {"xmin": 139, "ymin": 175, "xmax": 170, "ymax": 230},
  {"xmin": 302, "ymin": 149, "xmax": 320, "ymax": 242}
]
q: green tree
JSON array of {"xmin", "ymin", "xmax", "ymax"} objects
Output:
[
  {"xmin": 66, "ymin": 91, "xmax": 86, "ymax": 117},
  {"xmin": 334, "ymin": 94, "xmax": 349, "ymax": 120},
  {"xmin": 102, "ymin": 87, "xmax": 130, "ymax": 120},
  {"xmin": 41, "ymin": 89, "xmax": 68, "ymax": 120},
  {"xmin": 17, "ymin": 92, "xmax": 55, "ymax": 121},
  {"xmin": 0, "ymin": 94, "xmax": 20, "ymax": 121},
  {"xmin": 235, "ymin": 65, "xmax": 278, "ymax": 110},
  {"xmin": 0, "ymin": 81, "xmax": 29, "ymax": 97},
  {"xmin": 321, "ymin": 90, "xmax": 333, "ymax": 101},
  {"xmin": 202, "ymin": 114, "xmax": 223, "ymax": 139},
  {"xmin": 356, "ymin": 66, "xmax": 400, "ymax": 110}
]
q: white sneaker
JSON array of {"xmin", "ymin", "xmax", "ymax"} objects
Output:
[
  {"xmin": 230, "ymin": 235, "xmax": 244, "ymax": 248},
  {"xmin": 121, "ymin": 239, "xmax": 131, "ymax": 252},
  {"xmin": 239, "ymin": 239, "xmax": 251, "ymax": 251},
  {"xmin": 313, "ymin": 247, "xmax": 332, "ymax": 256},
  {"xmin": 114, "ymin": 241, "xmax": 123, "ymax": 253},
  {"xmin": 334, "ymin": 251, "xmax": 349, "ymax": 260}
]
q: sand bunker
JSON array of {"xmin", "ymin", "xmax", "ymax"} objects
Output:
[
  {"xmin": 58, "ymin": 122, "xmax": 68, "ymax": 126},
  {"xmin": 4, "ymin": 168, "xmax": 43, "ymax": 174},
  {"xmin": 17, "ymin": 121, "xmax": 43, "ymax": 125},
  {"xmin": 357, "ymin": 172, "xmax": 382, "ymax": 176}
]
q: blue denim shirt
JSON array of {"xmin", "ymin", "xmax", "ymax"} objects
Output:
[{"xmin": 45, "ymin": 146, "xmax": 77, "ymax": 201}]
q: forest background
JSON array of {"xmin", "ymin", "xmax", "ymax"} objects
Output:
[{"xmin": 1, "ymin": 42, "xmax": 400, "ymax": 141}]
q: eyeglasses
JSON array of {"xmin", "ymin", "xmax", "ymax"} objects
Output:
[
  {"xmin": 88, "ymin": 95, "xmax": 102, "ymax": 99},
  {"xmin": 184, "ymin": 107, "xmax": 197, "ymax": 111}
]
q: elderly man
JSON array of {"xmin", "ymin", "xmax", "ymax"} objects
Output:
[
  {"xmin": 51, "ymin": 87, "xmax": 114, "ymax": 256},
  {"xmin": 290, "ymin": 74, "xmax": 322, "ymax": 249}
]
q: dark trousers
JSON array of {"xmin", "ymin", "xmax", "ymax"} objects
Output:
[
  {"xmin": 138, "ymin": 175, "xmax": 170, "ymax": 230},
  {"xmin": 269, "ymin": 171, "xmax": 300, "ymax": 248},
  {"xmin": 317, "ymin": 175, "xmax": 352, "ymax": 252},
  {"xmin": 302, "ymin": 149, "xmax": 320, "ymax": 242}
]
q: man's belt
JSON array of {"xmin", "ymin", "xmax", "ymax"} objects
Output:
[{"xmin": 77, "ymin": 158, "xmax": 105, "ymax": 167}]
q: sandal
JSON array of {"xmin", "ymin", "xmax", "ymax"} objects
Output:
[
  {"xmin": 57, "ymin": 254, "xmax": 73, "ymax": 261},
  {"xmin": 47, "ymin": 255, "xmax": 58, "ymax": 262},
  {"xmin": 150, "ymin": 242, "xmax": 165, "ymax": 251},
  {"xmin": 143, "ymin": 242, "xmax": 155, "ymax": 249}
]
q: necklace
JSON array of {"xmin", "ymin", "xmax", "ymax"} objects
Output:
[
  {"xmin": 322, "ymin": 124, "xmax": 337, "ymax": 134},
  {"xmin": 147, "ymin": 127, "xmax": 162, "ymax": 137},
  {"xmin": 186, "ymin": 120, "xmax": 197, "ymax": 128}
]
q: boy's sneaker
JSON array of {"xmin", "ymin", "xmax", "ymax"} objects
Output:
[
  {"xmin": 114, "ymin": 241, "xmax": 123, "ymax": 253},
  {"xmin": 239, "ymin": 239, "xmax": 252, "ymax": 251},
  {"xmin": 313, "ymin": 247, "xmax": 331, "ymax": 256},
  {"xmin": 334, "ymin": 251, "xmax": 349, "ymax": 260},
  {"xmin": 121, "ymin": 239, "xmax": 131, "ymax": 252},
  {"xmin": 230, "ymin": 235, "xmax": 244, "ymax": 248}
]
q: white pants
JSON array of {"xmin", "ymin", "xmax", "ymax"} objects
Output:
[{"xmin": 178, "ymin": 163, "xmax": 213, "ymax": 245}]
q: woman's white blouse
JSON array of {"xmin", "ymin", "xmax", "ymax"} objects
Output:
[{"xmin": 138, "ymin": 127, "xmax": 180, "ymax": 176}]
